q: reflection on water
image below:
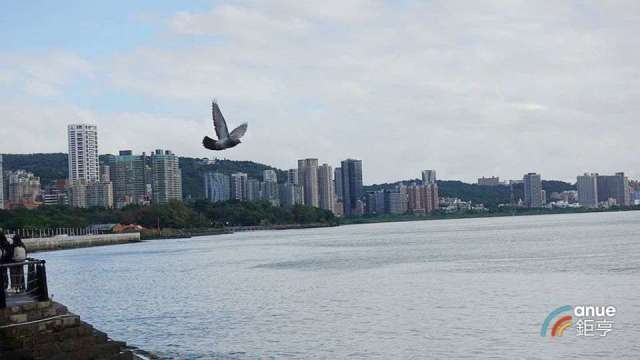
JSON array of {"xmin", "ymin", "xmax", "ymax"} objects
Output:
[{"xmin": 42, "ymin": 211, "xmax": 640, "ymax": 359}]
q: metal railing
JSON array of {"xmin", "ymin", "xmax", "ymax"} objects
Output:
[
  {"xmin": 0, "ymin": 259, "xmax": 49, "ymax": 308},
  {"xmin": 2, "ymin": 227, "xmax": 107, "ymax": 239}
]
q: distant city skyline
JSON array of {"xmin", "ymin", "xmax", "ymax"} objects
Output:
[{"xmin": 2, "ymin": 2, "xmax": 640, "ymax": 183}]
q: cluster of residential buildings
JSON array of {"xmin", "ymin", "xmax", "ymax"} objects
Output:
[
  {"xmin": 576, "ymin": 172, "xmax": 631, "ymax": 208},
  {"xmin": 480, "ymin": 172, "xmax": 637, "ymax": 209},
  {"xmin": 1, "ymin": 167, "xmax": 42, "ymax": 209},
  {"xmin": 204, "ymin": 158, "xmax": 366, "ymax": 216},
  {"xmin": 521, "ymin": 172, "xmax": 634, "ymax": 209},
  {"xmin": 364, "ymin": 170, "xmax": 440, "ymax": 215},
  {"xmin": 204, "ymin": 170, "xmax": 282, "ymax": 206},
  {"xmin": 1, "ymin": 123, "xmax": 638, "ymax": 215},
  {"xmin": 0, "ymin": 124, "xmax": 183, "ymax": 210}
]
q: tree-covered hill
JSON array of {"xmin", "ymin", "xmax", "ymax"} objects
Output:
[{"xmin": 2, "ymin": 153, "xmax": 68, "ymax": 186}]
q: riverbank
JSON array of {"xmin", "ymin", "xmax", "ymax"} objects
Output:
[
  {"xmin": 339, "ymin": 206, "xmax": 640, "ymax": 225},
  {"xmin": 140, "ymin": 223, "xmax": 337, "ymax": 240},
  {"xmin": 26, "ymin": 233, "xmax": 141, "ymax": 252},
  {"xmin": 22, "ymin": 208, "xmax": 640, "ymax": 252}
]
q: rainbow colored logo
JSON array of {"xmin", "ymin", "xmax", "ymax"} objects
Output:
[{"xmin": 541, "ymin": 305, "xmax": 573, "ymax": 337}]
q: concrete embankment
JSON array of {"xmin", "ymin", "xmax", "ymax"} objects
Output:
[
  {"xmin": 0, "ymin": 301, "xmax": 135, "ymax": 359},
  {"xmin": 24, "ymin": 233, "xmax": 141, "ymax": 252}
]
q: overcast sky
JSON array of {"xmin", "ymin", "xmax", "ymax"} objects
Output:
[{"xmin": 1, "ymin": 1, "xmax": 638, "ymax": 184}]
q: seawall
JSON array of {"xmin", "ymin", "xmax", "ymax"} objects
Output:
[{"xmin": 24, "ymin": 233, "xmax": 141, "ymax": 252}]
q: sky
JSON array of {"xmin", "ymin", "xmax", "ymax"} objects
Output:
[{"xmin": 1, "ymin": 1, "xmax": 639, "ymax": 184}]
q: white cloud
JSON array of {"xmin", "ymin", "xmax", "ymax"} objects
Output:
[
  {"xmin": 0, "ymin": 51, "xmax": 93, "ymax": 97},
  {"xmin": 0, "ymin": 100, "xmax": 209, "ymax": 157},
  {"xmin": 3, "ymin": 1, "xmax": 640, "ymax": 183}
]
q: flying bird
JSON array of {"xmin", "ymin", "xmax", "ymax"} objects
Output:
[{"xmin": 202, "ymin": 101, "xmax": 248, "ymax": 151}]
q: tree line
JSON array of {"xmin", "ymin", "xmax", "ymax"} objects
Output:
[{"xmin": 0, "ymin": 200, "xmax": 337, "ymax": 230}]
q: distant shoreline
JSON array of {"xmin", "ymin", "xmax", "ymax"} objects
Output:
[
  {"xmin": 151, "ymin": 207, "xmax": 640, "ymax": 239},
  {"xmin": 30, "ymin": 207, "xmax": 639, "ymax": 252},
  {"xmin": 141, "ymin": 222, "xmax": 337, "ymax": 240},
  {"xmin": 340, "ymin": 206, "xmax": 640, "ymax": 225}
]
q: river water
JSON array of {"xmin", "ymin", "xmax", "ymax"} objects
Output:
[{"xmin": 41, "ymin": 211, "xmax": 640, "ymax": 359}]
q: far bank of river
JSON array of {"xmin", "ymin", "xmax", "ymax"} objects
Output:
[
  {"xmin": 141, "ymin": 222, "xmax": 337, "ymax": 240},
  {"xmin": 26, "ymin": 207, "xmax": 640, "ymax": 251},
  {"xmin": 144, "ymin": 207, "xmax": 640, "ymax": 240},
  {"xmin": 340, "ymin": 205, "xmax": 640, "ymax": 225}
]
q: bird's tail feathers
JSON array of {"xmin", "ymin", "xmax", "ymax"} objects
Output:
[{"xmin": 202, "ymin": 136, "xmax": 218, "ymax": 150}]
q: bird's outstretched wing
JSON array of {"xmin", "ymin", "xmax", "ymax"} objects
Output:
[
  {"xmin": 229, "ymin": 123, "xmax": 248, "ymax": 140},
  {"xmin": 212, "ymin": 101, "xmax": 229, "ymax": 139}
]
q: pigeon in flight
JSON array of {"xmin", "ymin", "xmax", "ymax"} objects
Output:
[{"xmin": 202, "ymin": 101, "xmax": 248, "ymax": 151}]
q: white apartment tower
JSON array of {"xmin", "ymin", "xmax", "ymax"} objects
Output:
[
  {"xmin": 67, "ymin": 124, "xmax": 99, "ymax": 183},
  {"xmin": 298, "ymin": 158, "xmax": 319, "ymax": 207},
  {"xmin": 317, "ymin": 163, "xmax": 334, "ymax": 212},
  {"xmin": 577, "ymin": 173, "xmax": 599, "ymax": 208},
  {"xmin": 151, "ymin": 149, "xmax": 183, "ymax": 204}
]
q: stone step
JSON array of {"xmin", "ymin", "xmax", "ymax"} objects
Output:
[
  {"xmin": 0, "ymin": 301, "xmax": 68, "ymax": 325},
  {"xmin": 0, "ymin": 301, "xmax": 134, "ymax": 359}
]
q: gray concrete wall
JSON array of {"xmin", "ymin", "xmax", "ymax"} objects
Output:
[{"xmin": 24, "ymin": 233, "xmax": 141, "ymax": 252}]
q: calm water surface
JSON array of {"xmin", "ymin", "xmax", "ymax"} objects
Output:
[{"xmin": 41, "ymin": 212, "xmax": 640, "ymax": 359}]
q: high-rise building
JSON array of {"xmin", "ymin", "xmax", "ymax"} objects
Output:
[
  {"xmin": 7, "ymin": 170, "xmax": 41, "ymax": 209},
  {"xmin": 86, "ymin": 181, "xmax": 113, "ymax": 208},
  {"xmin": 407, "ymin": 183, "xmax": 425, "ymax": 214},
  {"xmin": 279, "ymin": 183, "xmax": 304, "ymax": 207},
  {"xmin": 81, "ymin": 164, "xmax": 114, "ymax": 208},
  {"xmin": 67, "ymin": 181, "xmax": 87, "ymax": 208},
  {"xmin": 0, "ymin": 155, "xmax": 3, "ymax": 209},
  {"xmin": 597, "ymin": 172, "xmax": 630, "ymax": 207},
  {"xmin": 334, "ymin": 167, "xmax": 343, "ymax": 202},
  {"xmin": 577, "ymin": 173, "xmax": 599, "ymax": 208},
  {"xmin": 261, "ymin": 170, "xmax": 279, "ymax": 206},
  {"xmin": 406, "ymin": 182, "xmax": 439, "ymax": 214},
  {"xmin": 384, "ymin": 185, "xmax": 408, "ymax": 214},
  {"xmin": 478, "ymin": 176, "xmax": 500, "ymax": 186},
  {"xmin": 422, "ymin": 170, "xmax": 437, "ymax": 185},
  {"xmin": 260, "ymin": 182, "xmax": 279, "ymax": 206},
  {"xmin": 204, "ymin": 172, "xmax": 230, "ymax": 202},
  {"xmin": 365, "ymin": 191, "xmax": 385, "ymax": 215},
  {"xmin": 341, "ymin": 159, "xmax": 363, "ymax": 217},
  {"xmin": 150, "ymin": 150, "xmax": 182, "ymax": 204},
  {"xmin": 263, "ymin": 169, "xmax": 278, "ymax": 183},
  {"xmin": 426, "ymin": 183, "xmax": 439, "ymax": 211},
  {"xmin": 105, "ymin": 151, "xmax": 147, "ymax": 208},
  {"xmin": 523, "ymin": 173, "xmax": 543, "ymax": 208},
  {"xmin": 298, "ymin": 158, "xmax": 319, "ymax": 207},
  {"xmin": 317, "ymin": 164, "xmax": 334, "ymax": 212},
  {"xmin": 67, "ymin": 124, "xmax": 99, "ymax": 183},
  {"xmin": 230, "ymin": 172, "xmax": 248, "ymax": 201},
  {"xmin": 421, "ymin": 169, "xmax": 439, "ymax": 211},
  {"xmin": 247, "ymin": 179, "xmax": 261, "ymax": 201},
  {"xmin": 286, "ymin": 169, "xmax": 298, "ymax": 185}
]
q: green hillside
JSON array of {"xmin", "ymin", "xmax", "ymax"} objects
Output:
[{"xmin": 2, "ymin": 153, "xmax": 68, "ymax": 186}]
